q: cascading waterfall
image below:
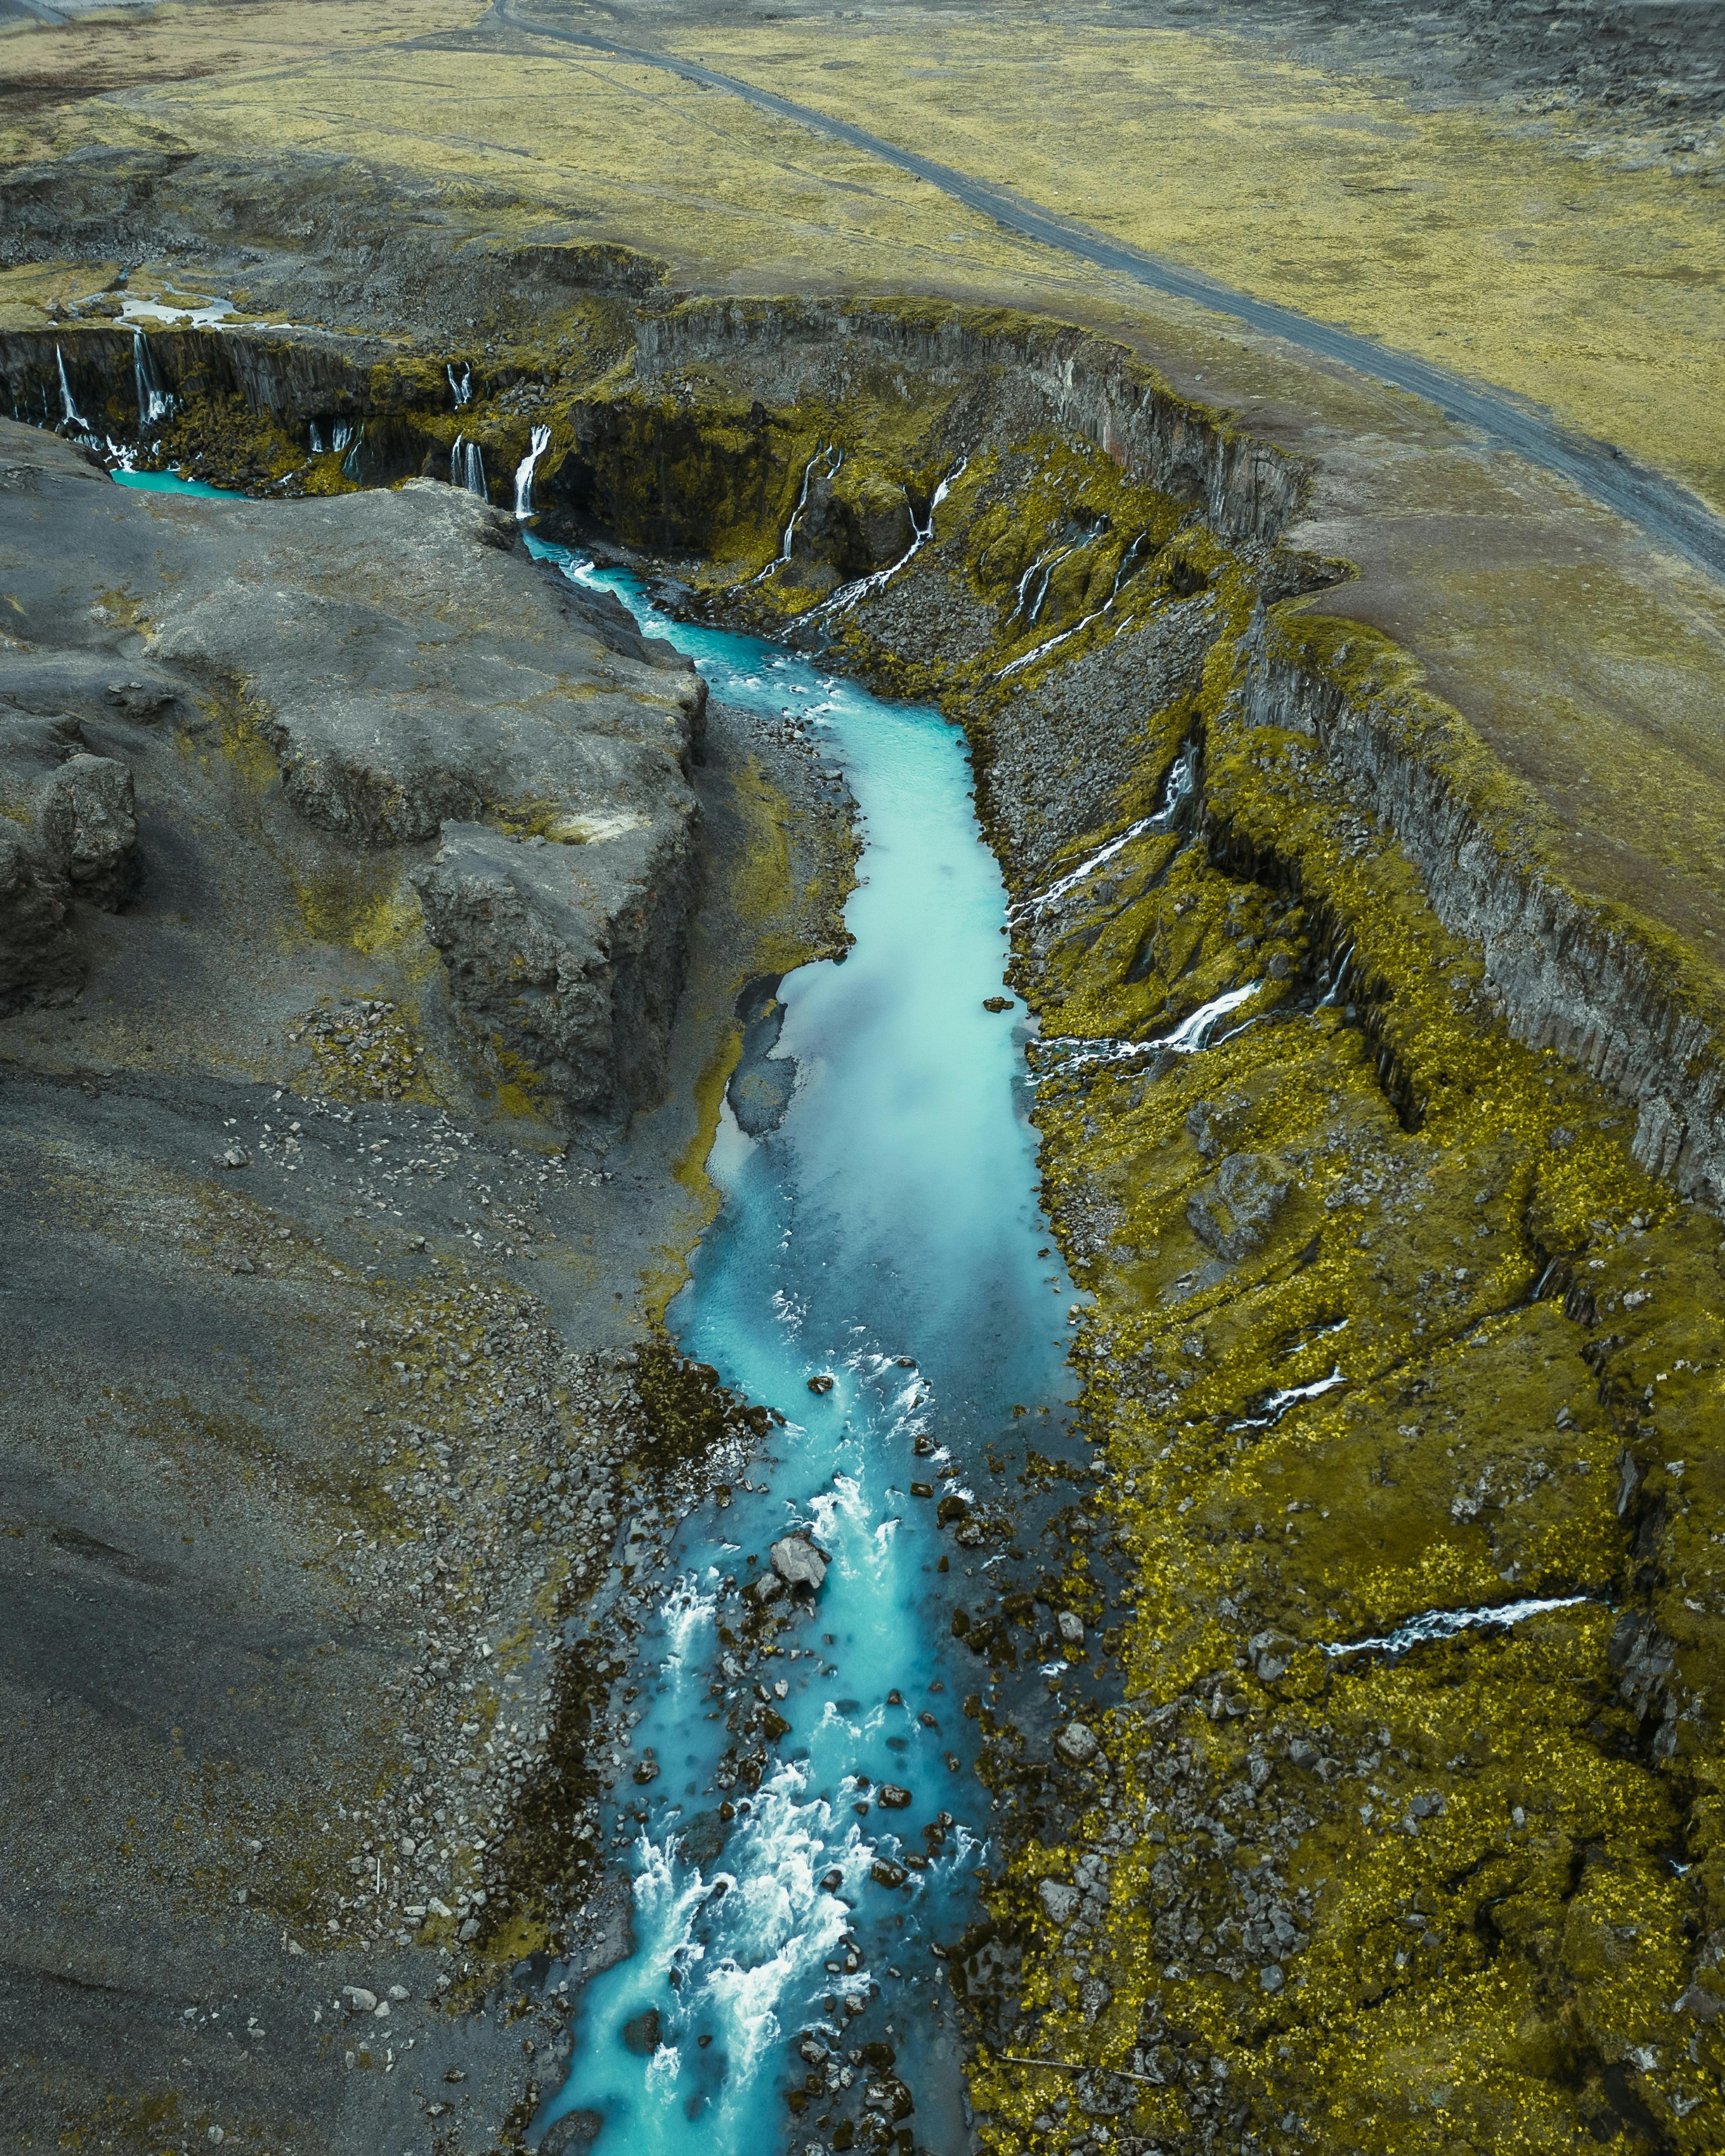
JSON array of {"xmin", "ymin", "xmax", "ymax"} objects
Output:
[
  {"xmin": 341, "ymin": 425, "xmax": 365, "ymax": 481},
  {"xmin": 448, "ymin": 362, "xmax": 473, "ymax": 407},
  {"xmin": 993, "ymin": 526, "xmax": 1157, "ymax": 683},
  {"xmin": 804, "ymin": 456, "xmax": 968, "ymax": 624},
  {"xmin": 1009, "ymin": 736, "xmax": 1196, "ymax": 923},
  {"xmin": 747, "ymin": 442, "xmax": 843, "ymax": 583},
  {"xmin": 131, "ymin": 330, "xmax": 173, "ymax": 429},
  {"xmin": 1034, "ymin": 979, "xmax": 1265, "ymax": 1080},
  {"xmin": 513, "ymin": 423, "xmax": 551, "ymax": 518},
  {"xmin": 54, "ymin": 345, "xmax": 90, "ymax": 436},
  {"xmin": 309, "ymin": 421, "xmax": 326, "ymax": 455},
  {"xmin": 451, "ymin": 434, "xmax": 487, "ymax": 500},
  {"xmin": 331, "ymin": 420, "xmax": 356, "ymax": 454}
]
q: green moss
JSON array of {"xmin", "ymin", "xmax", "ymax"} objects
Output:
[{"xmin": 143, "ymin": 390, "xmax": 310, "ymax": 492}]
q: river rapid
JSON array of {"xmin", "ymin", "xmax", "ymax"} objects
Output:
[{"xmin": 528, "ymin": 545, "xmax": 1085, "ymax": 2156}]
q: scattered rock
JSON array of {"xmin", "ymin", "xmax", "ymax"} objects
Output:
[
  {"xmin": 807, "ymin": 1373, "xmax": 836, "ymax": 1394},
  {"xmin": 1249, "ymin": 1629, "xmax": 1298, "ymax": 1684},
  {"xmin": 1039, "ymin": 1879, "xmax": 1080, "ymax": 1924},
  {"xmin": 1055, "ymin": 1721, "xmax": 1099, "ymax": 1765},
  {"xmin": 770, "ymin": 1534, "xmax": 829, "ymax": 1592},
  {"xmin": 1186, "ymin": 1150, "xmax": 1290, "ymax": 1263},
  {"xmin": 621, "ymin": 2007, "xmax": 663, "ymax": 2055},
  {"xmin": 540, "ymin": 2110, "xmax": 602, "ymax": 2156},
  {"xmin": 876, "ymin": 1783, "xmax": 911, "ymax": 1809}
]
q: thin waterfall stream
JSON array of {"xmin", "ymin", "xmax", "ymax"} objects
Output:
[{"xmin": 527, "ymin": 542, "xmax": 1088, "ymax": 2156}]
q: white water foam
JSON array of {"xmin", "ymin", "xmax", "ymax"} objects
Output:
[
  {"xmin": 515, "ymin": 423, "xmax": 552, "ymax": 518},
  {"xmin": 1325, "ymin": 1595, "xmax": 1594, "ymax": 1659}
]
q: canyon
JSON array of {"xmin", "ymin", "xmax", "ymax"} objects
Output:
[{"xmin": 5, "ymin": 4, "xmax": 1725, "ymax": 2154}]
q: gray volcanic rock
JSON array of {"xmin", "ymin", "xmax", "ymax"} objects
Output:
[
  {"xmin": 1185, "ymin": 1149, "xmax": 1289, "ymax": 1263},
  {"xmin": 413, "ymin": 812, "xmax": 693, "ymax": 1116},
  {"xmin": 148, "ymin": 482, "xmax": 704, "ymax": 853},
  {"xmin": 36, "ymin": 751, "xmax": 137, "ymax": 905},
  {"xmin": 0, "ymin": 433, "xmax": 705, "ymax": 1117}
]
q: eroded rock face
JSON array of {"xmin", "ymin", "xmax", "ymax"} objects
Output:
[
  {"xmin": 0, "ymin": 719, "xmax": 137, "ymax": 1002},
  {"xmin": 412, "ymin": 813, "xmax": 693, "ymax": 1118}
]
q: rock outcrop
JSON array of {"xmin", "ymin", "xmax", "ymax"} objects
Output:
[{"xmin": 0, "ymin": 429, "xmax": 704, "ymax": 1119}]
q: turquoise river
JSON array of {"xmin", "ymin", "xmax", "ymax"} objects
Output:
[{"xmin": 528, "ymin": 545, "xmax": 1088, "ymax": 2156}]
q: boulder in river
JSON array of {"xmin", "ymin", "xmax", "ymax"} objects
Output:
[
  {"xmin": 770, "ymin": 1534, "xmax": 829, "ymax": 1592},
  {"xmin": 1055, "ymin": 1720, "xmax": 1100, "ymax": 1765},
  {"xmin": 621, "ymin": 2006, "xmax": 662, "ymax": 2054}
]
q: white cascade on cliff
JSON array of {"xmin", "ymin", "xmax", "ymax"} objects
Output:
[
  {"xmin": 746, "ymin": 442, "xmax": 842, "ymax": 583},
  {"xmin": 447, "ymin": 362, "xmax": 473, "ymax": 407},
  {"xmin": 513, "ymin": 424, "xmax": 551, "ymax": 518},
  {"xmin": 451, "ymin": 435, "xmax": 487, "ymax": 500},
  {"xmin": 1011, "ymin": 736, "xmax": 1196, "ymax": 921},
  {"xmin": 809, "ymin": 455, "xmax": 967, "ymax": 621},
  {"xmin": 55, "ymin": 345, "xmax": 90, "ymax": 434},
  {"xmin": 131, "ymin": 331, "xmax": 173, "ymax": 429}
]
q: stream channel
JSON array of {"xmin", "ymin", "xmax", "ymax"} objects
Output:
[{"xmin": 527, "ymin": 544, "xmax": 1088, "ymax": 2156}]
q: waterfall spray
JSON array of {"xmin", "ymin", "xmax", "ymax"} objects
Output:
[
  {"xmin": 54, "ymin": 345, "xmax": 90, "ymax": 435},
  {"xmin": 131, "ymin": 331, "xmax": 173, "ymax": 429},
  {"xmin": 451, "ymin": 435, "xmax": 487, "ymax": 500},
  {"xmin": 513, "ymin": 423, "xmax": 551, "ymax": 518}
]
